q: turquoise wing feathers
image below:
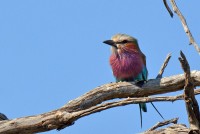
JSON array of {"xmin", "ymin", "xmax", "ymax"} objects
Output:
[
  {"xmin": 133, "ymin": 65, "xmax": 148, "ymax": 82},
  {"xmin": 136, "ymin": 65, "xmax": 148, "ymax": 113}
]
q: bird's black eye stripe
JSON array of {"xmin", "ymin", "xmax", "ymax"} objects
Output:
[
  {"xmin": 122, "ymin": 40, "xmax": 128, "ymax": 43},
  {"xmin": 116, "ymin": 40, "xmax": 129, "ymax": 44}
]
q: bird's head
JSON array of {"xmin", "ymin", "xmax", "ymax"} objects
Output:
[{"xmin": 103, "ymin": 34, "xmax": 139, "ymax": 54}]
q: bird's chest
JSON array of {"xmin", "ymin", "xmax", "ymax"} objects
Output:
[{"xmin": 110, "ymin": 53, "xmax": 143, "ymax": 79}]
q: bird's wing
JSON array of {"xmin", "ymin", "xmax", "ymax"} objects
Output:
[{"xmin": 141, "ymin": 52, "xmax": 148, "ymax": 81}]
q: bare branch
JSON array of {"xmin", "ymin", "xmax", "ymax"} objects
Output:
[
  {"xmin": 1, "ymin": 71, "xmax": 200, "ymax": 133},
  {"xmin": 163, "ymin": 0, "xmax": 173, "ymax": 17},
  {"xmin": 75, "ymin": 89, "xmax": 200, "ymax": 120},
  {"xmin": 170, "ymin": 0, "xmax": 200, "ymax": 55},
  {"xmin": 144, "ymin": 124, "xmax": 190, "ymax": 134},
  {"xmin": 179, "ymin": 51, "xmax": 200, "ymax": 132},
  {"xmin": 147, "ymin": 118, "xmax": 178, "ymax": 131},
  {"xmin": 156, "ymin": 53, "xmax": 172, "ymax": 78}
]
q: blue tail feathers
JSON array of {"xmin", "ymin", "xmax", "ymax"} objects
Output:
[{"xmin": 139, "ymin": 103, "xmax": 147, "ymax": 112}]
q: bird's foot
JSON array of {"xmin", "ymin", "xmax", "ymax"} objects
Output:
[{"xmin": 136, "ymin": 81, "xmax": 146, "ymax": 87}]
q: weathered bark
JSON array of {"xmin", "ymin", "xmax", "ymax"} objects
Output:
[
  {"xmin": 144, "ymin": 124, "xmax": 190, "ymax": 134},
  {"xmin": 0, "ymin": 70, "xmax": 200, "ymax": 134},
  {"xmin": 179, "ymin": 51, "xmax": 200, "ymax": 133},
  {"xmin": 147, "ymin": 118, "xmax": 178, "ymax": 131}
]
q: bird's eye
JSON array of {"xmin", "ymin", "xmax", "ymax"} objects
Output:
[{"xmin": 122, "ymin": 40, "xmax": 128, "ymax": 44}]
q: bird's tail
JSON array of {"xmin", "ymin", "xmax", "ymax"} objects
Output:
[
  {"xmin": 139, "ymin": 102, "xmax": 165, "ymax": 128},
  {"xmin": 139, "ymin": 103, "xmax": 147, "ymax": 128},
  {"xmin": 140, "ymin": 103, "xmax": 147, "ymax": 112},
  {"xmin": 150, "ymin": 102, "xmax": 165, "ymax": 120}
]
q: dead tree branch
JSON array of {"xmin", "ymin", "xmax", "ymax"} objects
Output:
[
  {"xmin": 144, "ymin": 124, "xmax": 190, "ymax": 134},
  {"xmin": 143, "ymin": 52, "xmax": 200, "ymax": 134},
  {"xmin": 0, "ymin": 71, "xmax": 200, "ymax": 133},
  {"xmin": 156, "ymin": 53, "xmax": 172, "ymax": 78},
  {"xmin": 67, "ymin": 88, "xmax": 200, "ymax": 122},
  {"xmin": 147, "ymin": 118, "xmax": 178, "ymax": 131},
  {"xmin": 170, "ymin": 0, "xmax": 200, "ymax": 54},
  {"xmin": 179, "ymin": 51, "xmax": 200, "ymax": 133}
]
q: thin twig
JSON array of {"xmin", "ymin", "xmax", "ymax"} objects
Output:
[
  {"xmin": 147, "ymin": 118, "xmax": 178, "ymax": 131},
  {"xmin": 163, "ymin": 0, "xmax": 173, "ymax": 17},
  {"xmin": 156, "ymin": 53, "xmax": 172, "ymax": 78},
  {"xmin": 170, "ymin": 0, "xmax": 200, "ymax": 55},
  {"xmin": 179, "ymin": 51, "xmax": 200, "ymax": 132}
]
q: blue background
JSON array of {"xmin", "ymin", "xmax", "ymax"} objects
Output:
[{"xmin": 0, "ymin": 0, "xmax": 200, "ymax": 133}]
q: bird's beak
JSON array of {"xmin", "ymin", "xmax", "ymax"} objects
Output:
[{"xmin": 103, "ymin": 40, "xmax": 117, "ymax": 49}]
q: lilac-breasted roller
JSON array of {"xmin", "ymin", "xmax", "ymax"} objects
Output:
[
  {"xmin": 103, "ymin": 33, "xmax": 148, "ymax": 127},
  {"xmin": 103, "ymin": 34, "xmax": 164, "ymax": 127}
]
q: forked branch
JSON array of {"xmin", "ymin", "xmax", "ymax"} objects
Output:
[{"xmin": 179, "ymin": 51, "xmax": 200, "ymax": 133}]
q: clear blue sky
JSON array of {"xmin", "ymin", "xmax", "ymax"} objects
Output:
[{"xmin": 0, "ymin": 1, "xmax": 200, "ymax": 134}]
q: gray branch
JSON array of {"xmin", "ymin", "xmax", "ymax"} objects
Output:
[
  {"xmin": 179, "ymin": 51, "xmax": 200, "ymax": 133},
  {"xmin": 0, "ymin": 71, "xmax": 200, "ymax": 133}
]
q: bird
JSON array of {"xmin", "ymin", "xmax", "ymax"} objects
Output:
[
  {"xmin": 103, "ymin": 33, "xmax": 148, "ymax": 127},
  {"xmin": 0, "ymin": 112, "xmax": 8, "ymax": 121},
  {"xmin": 103, "ymin": 33, "xmax": 165, "ymax": 128}
]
